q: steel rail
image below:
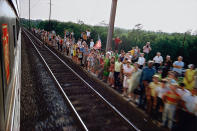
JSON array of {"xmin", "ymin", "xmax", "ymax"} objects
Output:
[
  {"xmin": 25, "ymin": 28, "xmax": 140, "ymax": 131},
  {"xmin": 23, "ymin": 29, "xmax": 89, "ymax": 131}
]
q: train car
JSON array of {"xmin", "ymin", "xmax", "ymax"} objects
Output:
[{"xmin": 0, "ymin": 0, "xmax": 21, "ymax": 130}]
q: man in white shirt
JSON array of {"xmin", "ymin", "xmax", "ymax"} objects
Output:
[
  {"xmin": 137, "ymin": 53, "xmax": 145, "ymax": 69},
  {"xmin": 153, "ymin": 52, "xmax": 163, "ymax": 71}
]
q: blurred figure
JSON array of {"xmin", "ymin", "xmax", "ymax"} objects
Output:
[
  {"xmin": 162, "ymin": 83, "xmax": 180, "ymax": 130},
  {"xmin": 176, "ymin": 88, "xmax": 197, "ymax": 131},
  {"xmin": 155, "ymin": 78, "xmax": 169, "ymax": 121},
  {"xmin": 127, "ymin": 63, "xmax": 142, "ymax": 102}
]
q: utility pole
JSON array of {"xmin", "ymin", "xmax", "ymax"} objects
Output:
[
  {"xmin": 106, "ymin": 0, "xmax": 118, "ymax": 51},
  {"xmin": 49, "ymin": 0, "xmax": 51, "ymax": 31},
  {"xmin": 29, "ymin": 0, "xmax": 30, "ymax": 30}
]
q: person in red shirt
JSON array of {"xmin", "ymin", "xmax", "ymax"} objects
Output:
[
  {"xmin": 113, "ymin": 36, "xmax": 122, "ymax": 50},
  {"xmin": 59, "ymin": 38, "xmax": 63, "ymax": 52}
]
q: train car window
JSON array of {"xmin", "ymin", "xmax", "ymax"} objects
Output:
[{"xmin": 13, "ymin": 25, "xmax": 16, "ymax": 47}]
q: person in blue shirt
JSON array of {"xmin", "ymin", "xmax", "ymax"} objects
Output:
[
  {"xmin": 138, "ymin": 60, "xmax": 156, "ymax": 109},
  {"xmin": 173, "ymin": 56, "xmax": 184, "ymax": 76}
]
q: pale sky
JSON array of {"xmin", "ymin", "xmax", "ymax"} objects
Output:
[{"xmin": 20, "ymin": 0, "xmax": 197, "ymax": 33}]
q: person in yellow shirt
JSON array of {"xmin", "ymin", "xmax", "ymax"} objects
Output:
[
  {"xmin": 130, "ymin": 47, "xmax": 135, "ymax": 56},
  {"xmin": 183, "ymin": 64, "xmax": 195, "ymax": 91},
  {"xmin": 146, "ymin": 75, "xmax": 161, "ymax": 115}
]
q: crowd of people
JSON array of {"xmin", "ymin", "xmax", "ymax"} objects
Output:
[{"xmin": 32, "ymin": 28, "xmax": 197, "ymax": 131}]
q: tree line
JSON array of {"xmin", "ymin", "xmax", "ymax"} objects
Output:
[{"xmin": 20, "ymin": 18, "xmax": 197, "ymax": 66}]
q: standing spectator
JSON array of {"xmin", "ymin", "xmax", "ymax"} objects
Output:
[
  {"xmin": 82, "ymin": 46, "xmax": 90, "ymax": 68},
  {"xmin": 114, "ymin": 50, "xmax": 119, "ymax": 61},
  {"xmin": 89, "ymin": 39, "xmax": 94, "ymax": 49},
  {"xmin": 77, "ymin": 48, "xmax": 83, "ymax": 65},
  {"xmin": 137, "ymin": 53, "xmax": 145, "ymax": 69},
  {"xmin": 66, "ymin": 38, "xmax": 70, "ymax": 56},
  {"xmin": 103, "ymin": 53, "xmax": 110, "ymax": 82},
  {"xmin": 130, "ymin": 47, "xmax": 135, "ymax": 57},
  {"xmin": 98, "ymin": 53, "xmax": 105, "ymax": 80},
  {"xmin": 119, "ymin": 51, "xmax": 125, "ymax": 62},
  {"xmin": 86, "ymin": 30, "xmax": 91, "ymax": 38},
  {"xmin": 153, "ymin": 52, "xmax": 163, "ymax": 71},
  {"xmin": 108, "ymin": 57, "xmax": 115, "ymax": 87},
  {"xmin": 143, "ymin": 42, "xmax": 151, "ymax": 59},
  {"xmin": 162, "ymin": 55, "xmax": 172, "ymax": 78},
  {"xmin": 183, "ymin": 64, "xmax": 196, "ymax": 91},
  {"xmin": 113, "ymin": 36, "xmax": 122, "ymax": 50},
  {"xmin": 173, "ymin": 56, "xmax": 184, "ymax": 76},
  {"xmin": 139, "ymin": 61, "xmax": 156, "ymax": 109},
  {"xmin": 56, "ymin": 35, "xmax": 60, "ymax": 51},
  {"xmin": 70, "ymin": 31, "xmax": 74, "ymax": 39},
  {"xmin": 59, "ymin": 38, "xmax": 63, "ymax": 52},
  {"xmin": 114, "ymin": 57, "xmax": 122, "ymax": 89},
  {"xmin": 77, "ymin": 38, "xmax": 82, "ymax": 47},
  {"xmin": 82, "ymin": 32, "xmax": 87, "ymax": 42},
  {"xmin": 94, "ymin": 53, "xmax": 101, "ymax": 76},
  {"xmin": 162, "ymin": 83, "xmax": 180, "ymax": 129},
  {"xmin": 122, "ymin": 60, "xmax": 134, "ymax": 96},
  {"xmin": 65, "ymin": 30, "xmax": 69, "ymax": 38}
]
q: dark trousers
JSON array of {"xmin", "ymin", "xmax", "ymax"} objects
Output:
[
  {"xmin": 57, "ymin": 43, "xmax": 60, "ymax": 51},
  {"xmin": 139, "ymin": 65, "xmax": 143, "ymax": 69},
  {"xmin": 139, "ymin": 85, "xmax": 146, "ymax": 109},
  {"xmin": 114, "ymin": 72, "xmax": 120, "ymax": 87},
  {"xmin": 155, "ymin": 97, "xmax": 164, "ymax": 121},
  {"xmin": 60, "ymin": 44, "xmax": 62, "ymax": 52},
  {"xmin": 154, "ymin": 63, "xmax": 160, "ymax": 71},
  {"xmin": 66, "ymin": 47, "xmax": 69, "ymax": 55}
]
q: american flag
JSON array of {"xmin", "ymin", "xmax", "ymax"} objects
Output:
[{"xmin": 94, "ymin": 35, "xmax": 102, "ymax": 49}]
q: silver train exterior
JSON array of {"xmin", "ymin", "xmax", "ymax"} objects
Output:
[{"xmin": 0, "ymin": 0, "xmax": 21, "ymax": 130}]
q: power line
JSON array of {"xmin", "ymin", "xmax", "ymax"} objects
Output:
[{"xmin": 30, "ymin": 0, "xmax": 41, "ymax": 9}]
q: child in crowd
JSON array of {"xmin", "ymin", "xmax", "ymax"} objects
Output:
[{"xmin": 146, "ymin": 75, "xmax": 161, "ymax": 115}]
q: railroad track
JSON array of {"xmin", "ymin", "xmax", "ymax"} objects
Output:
[{"xmin": 23, "ymin": 28, "xmax": 140, "ymax": 131}]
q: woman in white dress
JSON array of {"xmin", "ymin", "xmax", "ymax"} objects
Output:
[{"xmin": 122, "ymin": 60, "xmax": 134, "ymax": 96}]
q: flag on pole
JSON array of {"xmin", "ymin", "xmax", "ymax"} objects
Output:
[{"xmin": 94, "ymin": 35, "xmax": 102, "ymax": 49}]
